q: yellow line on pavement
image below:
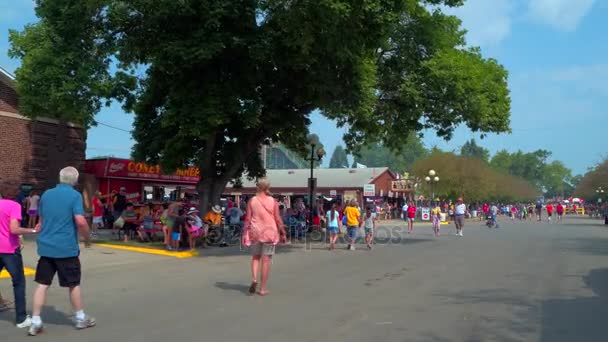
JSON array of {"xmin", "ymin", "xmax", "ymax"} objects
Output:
[
  {"xmin": 1, "ymin": 267, "xmax": 35, "ymax": 278},
  {"xmin": 93, "ymin": 243, "xmax": 199, "ymax": 258}
]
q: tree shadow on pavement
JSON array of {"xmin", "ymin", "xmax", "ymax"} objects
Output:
[
  {"xmin": 0, "ymin": 305, "xmax": 73, "ymax": 326},
  {"xmin": 433, "ymin": 288, "xmax": 538, "ymax": 341},
  {"xmin": 541, "ymin": 268, "xmax": 608, "ymax": 342},
  {"xmin": 560, "ymin": 238, "xmax": 608, "ymax": 257}
]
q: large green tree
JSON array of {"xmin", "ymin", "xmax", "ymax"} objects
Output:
[
  {"xmin": 575, "ymin": 158, "xmax": 608, "ymax": 200},
  {"xmin": 10, "ymin": 0, "xmax": 511, "ymax": 211},
  {"xmin": 412, "ymin": 151, "xmax": 537, "ymax": 202},
  {"xmin": 329, "ymin": 145, "xmax": 349, "ymax": 169},
  {"xmin": 460, "ymin": 138, "xmax": 489, "ymax": 162},
  {"xmin": 352, "ymin": 133, "xmax": 428, "ymax": 172}
]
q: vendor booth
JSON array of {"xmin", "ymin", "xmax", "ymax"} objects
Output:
[{"xmin": 84, "ymin": 158, "xmax": 200, "ymax": 204}]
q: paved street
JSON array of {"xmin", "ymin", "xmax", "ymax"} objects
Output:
[{"xmin": 2, "ymin": 216, "xmax": 608, "ymax": 341}]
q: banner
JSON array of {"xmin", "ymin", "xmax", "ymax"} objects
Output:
[
  {"xmin": 105, "ymin": 158, "xmax": 199, "ymax": 183},
  {"xmin": 363, "ymin": 184, "xmax": 376, "ymax": 197}
]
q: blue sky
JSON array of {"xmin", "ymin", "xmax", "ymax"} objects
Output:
[{"xmin": 1, "ymin": 0, "xmax": 606, "ymax": 174}]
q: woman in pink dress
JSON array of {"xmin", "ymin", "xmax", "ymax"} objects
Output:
[{"xmin": 242, "ymin": 178, "xmax": 286, "ymax": 296}]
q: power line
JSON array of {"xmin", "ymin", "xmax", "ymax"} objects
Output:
[{"xmin": 93, "ymin": 120, "xmax": 132, "ymax": 133}]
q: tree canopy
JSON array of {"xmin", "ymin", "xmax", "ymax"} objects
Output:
[
  {"xmin": 489, "ymin": 148, "xmax": 577, "ymax": 197},
  {"xmin": 574, "ymin": 158, "xmax": 608, "ymax": 200},
  {"xmin": 352, "ymin": 133, "xmax": 428, "ymax": 172},
  {"xmin": 460, "ymin": 139, "xmax": 489, "ymax": 162},
  {"xmin": 329, "ymin": 146, "xmax": 349, "ymax": 169},
  {"xmin": 9, "ymin": 0, "xmax": 512, "ymax": 211},
  {"xmin": 412, "ymin": 151, "xmax": 537, "ymax": 202}
]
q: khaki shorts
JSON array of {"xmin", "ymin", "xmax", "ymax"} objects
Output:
[
  {"xmin": 455, "ymin": 214, "xmax": 465, "ymax": 228},
  {"xmin": 250, "ymin": 242, "xmax": 276, "ymax": 256}
]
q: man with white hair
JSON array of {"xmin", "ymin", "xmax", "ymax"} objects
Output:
[{"xmin": 28, "ymin": 167, "xmax": 95, "ymax": 336}]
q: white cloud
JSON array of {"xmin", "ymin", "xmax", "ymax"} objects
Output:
[
  {"xmin": 527, "ymin": 0, "xmax": 596, "ymax": 30},
  {"xmin": 444, "ymin": 0, "xmax": 516, "ymax": 47},
  {"xmin": 549, "ymin": 64, "xmax": 608, "ymax": 96}
]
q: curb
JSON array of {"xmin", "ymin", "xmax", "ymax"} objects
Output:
[
  {"xmin": 1, "ymin": 267, "xmax": 35, "ymax": 279},
  {"xmin": 93, "ymin": 243, "xmax": 199, "ymax": 259}
]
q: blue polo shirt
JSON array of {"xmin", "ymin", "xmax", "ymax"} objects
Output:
[{"xmin": 38, "ymin": 184, "xmax": 85, "ymax": 258}]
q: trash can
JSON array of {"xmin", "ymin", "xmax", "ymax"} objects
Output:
[
  {"xmin": 440, "ymin": 213, "xmax": 447, "ymax": 222},
  {"xmin": 471, "ymin": 210, "xmax": 478, "ymax": 219}
]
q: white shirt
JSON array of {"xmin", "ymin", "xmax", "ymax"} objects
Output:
[
  {"xmin": 402, "ymin": 205, "xmax": 408, "ymax": 212},
  {"xmin": 28, "ymin": 195, "xmax": 40, "ymax": 210},
  {"xmin": 455, "ymin": 203, "xmax": 466, "ymax": 215}
]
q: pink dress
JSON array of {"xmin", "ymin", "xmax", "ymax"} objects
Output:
[{"xmin": 243, "ymin": 196, "xmax": 280, "ymax": 247}]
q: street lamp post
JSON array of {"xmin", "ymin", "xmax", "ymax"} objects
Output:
[
  {"xmin": 425, "ymin": 169, "xmax": 440, "ymax": 202},
  {"xmin": 305, "ymin": 136, "xmax": 325, "ymax": 230}
]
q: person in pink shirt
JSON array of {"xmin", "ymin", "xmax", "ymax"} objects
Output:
[
  {"xmin": 242, "ymin": 178, "xmax": 286, "ymax": 296},
  {"xmin": 0, "ymin": 198, "xmax": 39, "ymax": 328}
]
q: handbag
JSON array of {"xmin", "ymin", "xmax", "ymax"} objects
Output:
[{"xmin": 114, "ymin": 216, "xmax": 125, "ymax": 228}]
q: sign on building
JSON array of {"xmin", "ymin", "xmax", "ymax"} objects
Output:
[
  {"xmin": 421, "ymin": 207, "xmax": 430, "ymax": 221},
  {"xmin": 330, "ymin": 190, "xmax": 337, "ymax": 198},
  {"xmin": 363, "ymin": 184, "xmax": 376, "ymax": 197}
]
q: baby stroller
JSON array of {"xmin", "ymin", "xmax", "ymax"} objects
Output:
[{"xmin": 485, "ymin": 213, "xmax": 499, "ymax": 228}]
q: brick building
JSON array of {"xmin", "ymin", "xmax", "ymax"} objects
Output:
[{"xmin": 0, "ymin": 66, "xmax": 86, "ymax": 198}]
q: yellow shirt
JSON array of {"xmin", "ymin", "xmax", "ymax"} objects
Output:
[
  {"xmin": 431, "ymin": 207, "xmax": 441, "ymax": 216},
  {"xmin": 343, "ymin": 206, "xmax": 361, "ymax": 227},
  {"xmin": 204, "ymin": 211, "xmax": 222, "ymax": 225}
]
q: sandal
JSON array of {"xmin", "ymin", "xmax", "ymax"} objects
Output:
[{"xmin": 248, "ymin": 282, "xmax": 257, "ymax": 295}]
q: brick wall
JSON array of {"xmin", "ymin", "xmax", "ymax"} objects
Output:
[
  {"xmin": 0, "ymin": 76, "xmax": 18, "ymax": 114},
  {"xmin": 0, "ymin": 113, "xmax": 85, "ymax": 198}
]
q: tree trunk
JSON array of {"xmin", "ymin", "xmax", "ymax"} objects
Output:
[{"xmin": 197, "ymin": 176, "xmax": 229, "ymax": 216}]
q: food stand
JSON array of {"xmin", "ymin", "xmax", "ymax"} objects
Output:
[{"xmin": 84, "ymin": 158, "xmax": 200, "ymax": 204}]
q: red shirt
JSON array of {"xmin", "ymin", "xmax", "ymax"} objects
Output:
[
  {"xmin": 483, "ymin": 204, "xmax": 489, "ymax": 213},
  {"xmin": 92, "ymin": 197, "xmax": 103, "ymax": 217},
  {"xmin": 546, "ymin": 204, "xmax": 553, "ymax": 214},
  {"xmin": 556, "ymin": 204, "xmax": 564, "ymax": 214},
  {"xmin": 407, "ymin": 206, "xmax": 417, "ymax": 219}
]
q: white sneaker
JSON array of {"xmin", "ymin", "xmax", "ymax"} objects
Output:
[
  {"xmin": 16, "ymin": 316, "xmax": 32, "ymax": 328},
  {"xmin": 350, "ymin": 245, "xmax": 356, "ymax": 251},
  {"xmin": 459, "ymin": 232, "xmax": 464, "ymax": 237},
  {"xmin": 28, "ymin": 322, "xmax": 43, "ymax": 336}
]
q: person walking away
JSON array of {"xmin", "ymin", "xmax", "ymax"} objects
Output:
[
  {"xmin": 406, "ymin": 201, "xmax": 417, "ymax": 234},
  {"xmin": 431, "ymin": 204, "xmax": 441, "ymax": 236},
  {"xmin": 111, "ymin": 188, "xmax": 128, "ymax": 235},
  {"xmin": 490, "ymin": 203, "xmax": 499, "ymax": 228},
  {"xmin": 454, "ymin": 198, "xmax": 466, "ymax": 236},
  {"xmin": 28, "ymin": 167, "xmax": 94, "ymax": 336},
  {"xmin": 510, "ymin": 205, "xmax": 518, "ymax": 223},
  {"xmin": 26, "ymin": 191, "xmax": 40, "ymax": 229},
  {"xmin": 90, "ymin": 191, "xmax": 103, "ymax": 238},
  {"xmin": 242, "ymin": 178, "xmax": 286, "ymax": 296},
  {"xmin": 401, "ymin": 202, "xmax": 409, "ymax": 223},
  {"xmin": 326, "ymin": 203, "xmax": 341, "ymax": 250},
  {"xmin": 556, "ymin": 203, "xmax": 564, "ymax": 223},
  {"xmin": 546, "ymin": 202, "xmax": 554, "ymax": 222},
  {"xmin": 363, "ymin": 207, "xmax": 377, "ymax": 250},
  {"xmin": 343, "ymin": 200, "xmax": 362, "ymax": 250},
  {"xmin": 535, "ymin": 201, "xmax": 543, "ymax": 222},
  {"xmin": 482, "ymin": 203, "xmax": 489, "ymax": 222},
  {"xmin": 0, "ymin": 197, "xmax": 39, "ymax": 328}
]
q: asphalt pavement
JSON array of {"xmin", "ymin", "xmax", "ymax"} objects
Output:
[{"xmin": 2, "ymin": 216, "xmax": 608, "ymax": 342}]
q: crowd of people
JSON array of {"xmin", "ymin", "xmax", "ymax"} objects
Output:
[{"xmin": 2, "ymin": 166, "xmax": 607, "ymax": 336}]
